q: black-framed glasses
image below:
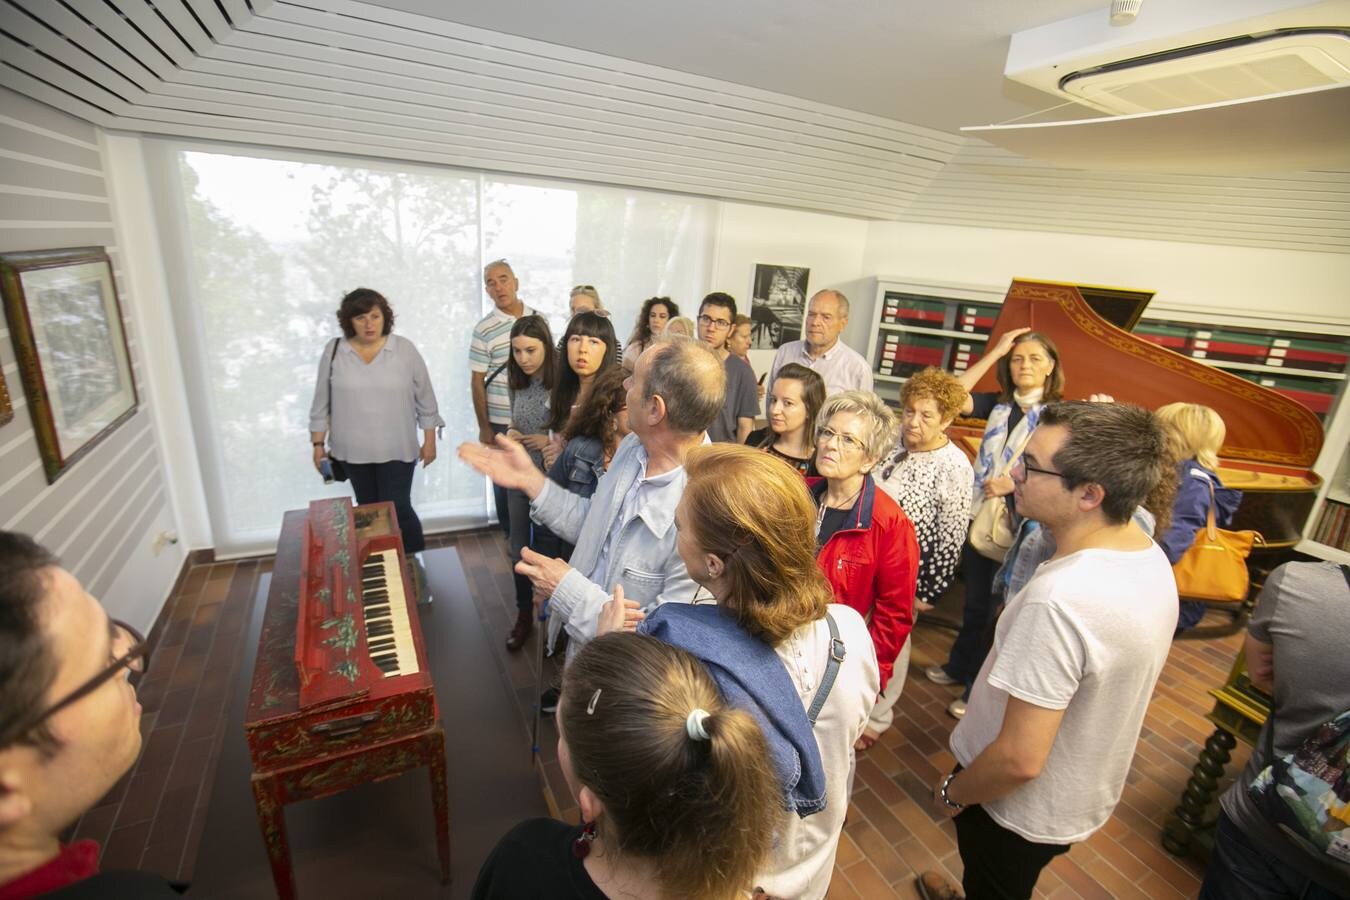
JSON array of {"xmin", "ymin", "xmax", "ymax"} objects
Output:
[
  {"xmin": 1012, "ymin": 457, "xmax": 1067, "ymax": 482},
  {"xmin": 21, "ymin": 619, "xmax": 149, "ymax": 732},
  {"xmin": 697, "ymin": 314, "xmax": 732, "ymax": 330},
  {"xmin": 571, "ymin": 284, "xmax": 596, "ymax": 293},
  {"xmin": 816, "ymin": 426, "xmax": 865, "ymax": 453}
]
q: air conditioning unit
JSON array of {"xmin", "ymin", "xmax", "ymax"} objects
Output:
[{"xmin": 1005, "ymin": 0, "xmax": 1350, "ymax": 115}]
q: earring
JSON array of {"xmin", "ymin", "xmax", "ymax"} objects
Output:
[{"xmin": 572, "ymin": 820, "xmax": 597, "ymax": 859}]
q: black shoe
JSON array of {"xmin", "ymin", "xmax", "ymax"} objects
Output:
[{"xmin": 540, "ymin": 687, "xmax": 560, "ymax": 715}]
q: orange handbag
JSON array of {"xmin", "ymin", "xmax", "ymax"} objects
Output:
[{"xmin": 1171, "ymin": 481, "xmax": 1263, "ymax": 603}]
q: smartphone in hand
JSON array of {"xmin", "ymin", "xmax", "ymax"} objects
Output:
[{"xmin": 319, "ymin": 457, "xmax": 334, "ymax": 484}]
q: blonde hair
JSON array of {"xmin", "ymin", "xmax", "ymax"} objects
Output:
[
  {"xmin": 683, "ymin": 444, "xmax": 833, "ymax": 645},
  {"xmin": 662, "ymin": 316, "xmax": 696, "ymax": 339},
  {"xmin": 1155, "ymin": 402, "xmax": 1226, "ymax": 472},
  {"xmin": 816, "ymin": 390, "xmax": 898, "ymax": 461},
  {"xmin": 561, "ymin": 633, "xmax": 778, "ymax": 900}
]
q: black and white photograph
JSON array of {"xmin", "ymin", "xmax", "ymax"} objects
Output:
[{"xmin": 749, "ymin": 263, "xmax": 809, "ymax": 349}]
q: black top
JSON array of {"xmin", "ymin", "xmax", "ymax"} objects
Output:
[
  {"xmin": 969, "ymin": 391, "xmax": 1024, "ymax": 432},
  {"xmin": 746, "ymin": 428, "xmax": 816, "ymax": 477},
  {"xmin": 816, "ymin": 506, "xmax": 852, "ymax": 550},
  {"xmin": 472, "ymin": 818, "xmax": 609, "ymax": 900}
]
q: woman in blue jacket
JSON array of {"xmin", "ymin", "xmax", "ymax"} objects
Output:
[{"xmin": 1156, "ymin": 402, "xmax": 1243, "ymax": 632}]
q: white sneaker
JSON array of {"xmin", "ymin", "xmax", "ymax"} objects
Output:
[
  {"xmin": 947, "ymin": 698, "xmax": 967, "ymax": 719},
  {"xmin": 925, "ymin": 665, "xmax": 959, "ymax": 686}
]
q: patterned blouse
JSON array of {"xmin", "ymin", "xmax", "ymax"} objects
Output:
[{"xmin": 875, "ymin": 439, "xmax": 973, "ymax": 607}]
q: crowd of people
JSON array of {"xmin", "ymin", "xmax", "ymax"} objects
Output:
[{"xmin": 3, "ymin": 258, "xmax": 1344, "ymax": 900}]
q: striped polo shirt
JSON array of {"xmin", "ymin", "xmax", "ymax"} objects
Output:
[{"xmin": 470, "ymin": 303, "xmax": 534, "ymax": 425}]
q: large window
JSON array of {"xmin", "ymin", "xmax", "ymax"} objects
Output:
[{"xmin": 164, "ymin": 147, "xmax": 714, "ymax": 553}]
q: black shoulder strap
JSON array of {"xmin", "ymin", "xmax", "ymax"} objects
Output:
[
  {"xmin": 807, "ymin": 611, "xmax": 845, "ymax": 725},
  {"xmin": 483, "ymin": 359, "xmax": 509, "ymax": 388},
  {"xmin": 326, "ymin": 338, "xmax": 340, "ymax": 422}
]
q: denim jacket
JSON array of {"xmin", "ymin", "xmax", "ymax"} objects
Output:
[
  {"xmin": 533, "ymin": 437, "xmax": 607, "ymax": 560},
  {"xmin": 530, "ymin": 432, "xmax": 700, "ymax": 658}
]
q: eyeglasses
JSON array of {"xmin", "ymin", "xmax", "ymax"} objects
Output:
[
  {"xmin": 816, "ymin": 426, "xmax": 865, "ymax": 453},
  {"xmin": 571, "ymin": 285, "xmax": 596, "ymax": 293},
  {"xmin": 697, "ymin": 314, "xmax": 732, "ymax": 330},
  {"xmin": 20, "ymin": 619, "xmax": 149, "ymax": 733},
  {"xmin": 1011, "ymin": 457, "xmax": 1067, "ymax": 483}
]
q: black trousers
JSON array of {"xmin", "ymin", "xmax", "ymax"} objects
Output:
[
  {"xmin": 490, "ymin": 422, "xmax": 511, "ymax": 536},
  {"xmin": 944, "ymin": 541, "xmax": 1001, "ymax": 697},
  {"xmin": 953, "ymin": 803, "xmax": 1070, "ymax": 900},
  {"xmin": 342, "ymin": 459, "xmax": 425, "ymax": 554}
]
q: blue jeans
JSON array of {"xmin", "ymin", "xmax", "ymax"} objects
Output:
[
  {"xmin": 1200, "ymin": 812, "xmax": 1346, "ymax": 900},
  {"xmin": 342, "ymin": 459, "xmax": 424, "ymax": 553}
]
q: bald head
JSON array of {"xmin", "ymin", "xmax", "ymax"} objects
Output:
[{"xmin": 642, "ymin": 336, "xmax": 726, "ymax": 436}]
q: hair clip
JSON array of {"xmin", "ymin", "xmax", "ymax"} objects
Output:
[
  {"xmin": 685, "ymin": 708, "xmax": 711, "ymax": 741},
  {"xmin": 587, "ymin": 688, "xmax": 602, "ymax": 715}
]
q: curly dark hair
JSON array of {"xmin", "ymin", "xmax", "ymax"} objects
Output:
[
  {"xmin": 562, "ymin": 365, "xmax": 629, "ymax": 453},
  {"xmin": 335, "ymin": 288, "xmax": 394, "ymax": 338},
  {"xmin": 627, "ymin": 297, "xmax": 680, "ymax": 349},
  {"xmin": 548, "ymin": 311, "xmax": 622, "ymax": 432}
]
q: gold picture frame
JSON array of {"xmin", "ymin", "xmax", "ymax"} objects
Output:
[
  {"xmin": 0, "ymin": 247, "xmax": 138, "ymax": 483},
  {"xmin": 0, "ymin": 369, "xmax": 12, "ymax": 426}
]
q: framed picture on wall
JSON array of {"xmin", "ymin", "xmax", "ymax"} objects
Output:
[
  {"xmin": 0, "ymin": 247, "xmax": 138, "ymax": 483},
  {"xmin": 749, "ymin": 263, "xmax": 809, "ymax": 349}
]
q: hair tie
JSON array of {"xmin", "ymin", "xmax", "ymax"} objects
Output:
[{"xmin": 685, "ymin": 708, "xmax": 711, "ymax": 741}]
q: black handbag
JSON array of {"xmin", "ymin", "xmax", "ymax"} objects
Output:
[{"xmin": 324, "ymin": 338, "xmax": 349, "ymax": 482}]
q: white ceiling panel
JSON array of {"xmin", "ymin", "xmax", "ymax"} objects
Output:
[
  {"xmin": 0, "ymin": 0, "xmax": 1346, "ymax": 251},
  {"xmin": 0, "ymin": 0, "xmax": 959, "ymax": 220}
]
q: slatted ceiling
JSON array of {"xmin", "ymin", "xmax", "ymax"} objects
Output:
[
  {"xmin": 0, "ymin": 0, "xmax": 959, "ymax": 220},
  {"xmin": 898, "ymin": 139, "xmax": 1350, "ymax": 253}
]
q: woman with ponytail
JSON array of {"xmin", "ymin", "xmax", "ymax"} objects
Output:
[
  {"xmin": 600, "ymin": 444, "xmax": 880, "ymax": 898},
  {"xmin": 472, "ymin": 632, "xmax": 778, "ymax": 900}
]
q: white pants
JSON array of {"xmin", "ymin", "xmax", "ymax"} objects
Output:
[{"xmin": 867, "ymin": 636, "xmax": 911, "ymax": 734}]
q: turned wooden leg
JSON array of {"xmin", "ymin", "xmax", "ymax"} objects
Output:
[
  {"xmin": 1162, "ymin": 726, "xmax": 1236, "ymax": 856},
  {"xmin": 426, "ymin": 728, "xmax": 452, "ymax": 883},
  {"xmin": 251, "ymin": 774, "xmax": 296, "ymax": 900}
]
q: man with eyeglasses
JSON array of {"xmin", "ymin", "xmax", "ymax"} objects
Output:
[
  {"xmin": 0, "ymin": 531, "xmax": 182, "ymax": 898},
  {"xmin": 696, "ymin": 293, "xmax": 759, "ymax": 444},
  {"xmin": 917, "ymin": 402, "xmax": 1178, "ymax": 900},
  {"xmin": 765, "ymin": 290, "xmax": 872, "ymax": 419}
]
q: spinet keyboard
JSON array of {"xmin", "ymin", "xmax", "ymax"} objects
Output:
[{"xmin": 361, "ymin": 548, "xmax": 420, "ymax": 677}]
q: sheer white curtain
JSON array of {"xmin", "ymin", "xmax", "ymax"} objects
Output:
[{"xmin": 154, "ymin": 145, "xmax": 715, "ymax": 554}]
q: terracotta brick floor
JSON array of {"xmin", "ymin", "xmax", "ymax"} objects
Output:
[{"xmin": 71, "ymin": 530, "xmax": 1250, "ymax": 898}]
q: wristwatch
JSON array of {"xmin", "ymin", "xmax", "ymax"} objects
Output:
[{"xmin": 939, "ymin": 773, "xmax": 965, "ymax": 811}]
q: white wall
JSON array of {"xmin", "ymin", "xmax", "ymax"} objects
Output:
[
  {"xmin": 860, "ymin": 222, "xmax": 1350, "ymax": 328},
  {"xmin": 710, "ymin": 203, "xmax": 871, "ymax": 379}
]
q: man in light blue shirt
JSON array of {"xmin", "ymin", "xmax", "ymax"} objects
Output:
[
  {"xmin": 765, "ymin": 289, "xmax": 873, "ymax": 417},
  {"xmin": 458, "ymin": 337, "xmax": 725, "ymax": 662}
]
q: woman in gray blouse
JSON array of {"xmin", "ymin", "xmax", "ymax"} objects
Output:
[{"xmin": 309, "ymin": 288, "xmax": 444, "ymax": 559}]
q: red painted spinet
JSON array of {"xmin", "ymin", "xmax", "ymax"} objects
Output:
[{"xmin": 244, "ymin": 498, "xmax": 449, "ymax": 899}]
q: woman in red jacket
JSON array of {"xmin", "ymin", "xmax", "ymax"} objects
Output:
[{"xmin": 810, "ymin": 390, "xmax": 919, "ymax": 751}]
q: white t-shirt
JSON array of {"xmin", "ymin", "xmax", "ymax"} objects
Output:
[
  {"xmin": 949, "ymin": 543, "xmax": 1178, "ymax": 844},
  {"xmin": 757, "ymin": 605, "xmax": 879, "ymax": 900}
]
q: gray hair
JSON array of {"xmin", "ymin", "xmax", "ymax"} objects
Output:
[
  {"xmin": 483, "ymin": 258, "xmax": 514, "ymax": 278},
  {"xmin": 644, "ymin": 336, "xmax": 725, "ymax": 436},
  {"xmin": 811, "ymin": 289, "xmax": 849, "ymax": 318},
  {"xmin": 815, "ymin": 390, "xmax": 896, "ymax": 461}
]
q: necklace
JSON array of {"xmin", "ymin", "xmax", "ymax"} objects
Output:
[{"xmin": 815, "ymin": 484, "xmax": 863, "ymax": 537}]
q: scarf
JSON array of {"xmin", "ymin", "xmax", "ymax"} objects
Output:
[{"xmin": 972, "ymin": 399, "xmax": 1043, "ymax": 517}]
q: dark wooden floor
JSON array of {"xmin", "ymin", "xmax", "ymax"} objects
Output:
[{"xmin": 72, "ymin": 529, "xmax": 1244, "ymax": 898}]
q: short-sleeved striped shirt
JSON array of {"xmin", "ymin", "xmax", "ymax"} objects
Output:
[{"xmin": 470, "ymin": 303, "xmax": 534, "ymax": 425}]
